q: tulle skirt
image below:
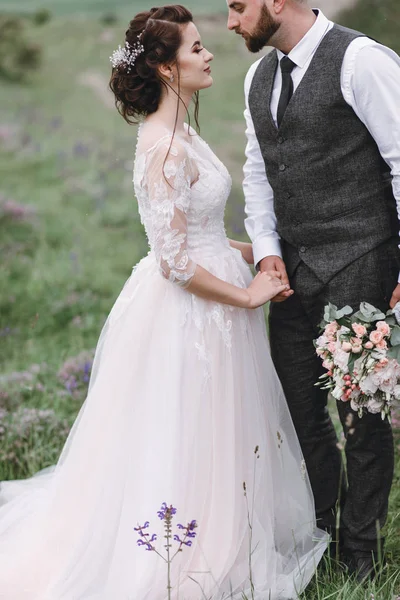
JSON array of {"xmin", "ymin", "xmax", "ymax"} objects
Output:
[{"xmin": 0, "ymin": 246, "xmax": 328, "ymax": 599}]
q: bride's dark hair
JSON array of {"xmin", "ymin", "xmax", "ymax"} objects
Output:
[{"xmin": 109, "ymin": 5, "xmax": 200, "ymax": 128}]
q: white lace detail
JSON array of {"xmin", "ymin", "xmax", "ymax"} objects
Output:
[
  {"xmin": 133, "ymin": 124, "xmax": 248, "ymax": 360},
  {"xmin": 134, "ymin": 138, "xmax": 197, "ymax": 288}
]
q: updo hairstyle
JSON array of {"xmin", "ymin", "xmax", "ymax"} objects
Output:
[{"xmin": 109, "ymin": 5, "xmax": 196, "ymax": 125}]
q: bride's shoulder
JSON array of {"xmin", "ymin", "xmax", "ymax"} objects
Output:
[{"xmin": 136, "ymin": 127, "xmax": 189, "ymax": 161}]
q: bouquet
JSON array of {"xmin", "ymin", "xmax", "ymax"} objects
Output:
[{"xmin": 315, "ymin": 302, "xmax": 400, "ymax": 419}]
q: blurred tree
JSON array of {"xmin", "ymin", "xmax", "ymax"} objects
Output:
[
  {"xmin": 340, "ymin": 0, "xmax": 400, "ymax": 54},
  {"xmin": 32, "ymin": 8, "xmax": 52, "ymax": 27},
  {"xmin": 100, "ymin": 12, "xmax": 118, "ymax": 26},
  {"xmin": 0, "ymin": 15, "xmax": 42, "ymax": 81}
]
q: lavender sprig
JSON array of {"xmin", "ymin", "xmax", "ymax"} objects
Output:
[
  {"xmin": 134, "ymin": 521, "xmax": 158, "ymax": 552},
  {"xmin": 135, "ymin": 503, "xmax": 197, "ymax": 600}
]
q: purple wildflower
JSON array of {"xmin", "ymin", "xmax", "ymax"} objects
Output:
[
  {"xmin": 157, "ymin": 502, "xmax": 177, "ymax": 521},
  {"xmin": 49, "ymin": 117, "xmax": 62, "ymax": 129},
  {"xmin": 0, "ymin": 327, "xmax": 19, "ymax": 339},
  {"xmin": 173, "ymin": 535, "xmax": 193, "ymax": 547},
  {"xmin": 134, "ymin": 522, "xmax": 157, "ymax": 552},
  {"xmin": 175, "ymin": 520, "xmax": 198, "ymax": 548},
  {"xmin": 65, "ymin": 377, "xmax": 78, "ymax": 393},
  {"xmin": 73, "ymin": 142, "xmax": 90, "ymax": 157},
  {"xmin": 57, "ymin": 350, "xmax": 94, "ymax": 397}
]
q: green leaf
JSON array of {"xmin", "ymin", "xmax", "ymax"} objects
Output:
[
  {"xmin": 353, "ymin": 302, "xmax": 386, "ymax": 323},
  {"xmin": 388, "ymin": 345, "xmax": 400, "ymax": 361},
  {"xmin": 347, "ymin": 353, "xmax": 357, "ymax": 375},
  {"xmin": 320, "ymin": 304, "xmax": 354, "ymax": 331},
  {"xmin": 323, "ymin": 303, "xmax": 338, "ymax": 323},
  {"xmin": 335, "ymin": 306, "xmax": 353, "ymax": 319},
  {"xmin": 390, "ymin": 325, "xmax": 400, "ymax": 346},
  {"xmin": 385, "ymin": 316, "xmax": 396, "ymax": 327},
  {"xmin": 353, "ymin": 310, "xmax": 386, "ymax": 323}
]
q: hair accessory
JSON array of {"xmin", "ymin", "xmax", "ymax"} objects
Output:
[{"xmin": 110, "ymin": 35, "xmax": 145, "ymax": 73}]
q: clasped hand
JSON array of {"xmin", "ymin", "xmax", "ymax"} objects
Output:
[{"xmin": 258, "ymin": 256, "xmax": 294, "ymax": 303}]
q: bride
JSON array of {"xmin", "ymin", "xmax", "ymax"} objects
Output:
[{"xmin": 0, "ymin": 5, "xmax": 328, "ymax": 599}]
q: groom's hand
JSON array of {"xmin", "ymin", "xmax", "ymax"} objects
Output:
[
  {"xmin": 258, "ymin": 256, "xmax": 293, "ymax": 303},
  {"xmin": 389, "ymin": 283, "xmax": 400, "ymax": 309}
]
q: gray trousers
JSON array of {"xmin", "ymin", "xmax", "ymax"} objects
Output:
[{"xmin": 269, "ymin": 238, "xmax": 399, "ymax": 553}]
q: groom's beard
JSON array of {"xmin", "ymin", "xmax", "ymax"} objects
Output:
[{"xmin": 239, "ymin": 4, "xmax": 280, "ymax": 53}]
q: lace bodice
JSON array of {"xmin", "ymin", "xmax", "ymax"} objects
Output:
[{"xmin": 133, "ymin": 124, "xmax": 232, "ymax": 287}]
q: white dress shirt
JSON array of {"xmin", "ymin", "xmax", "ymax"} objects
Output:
[{"xmin": 243, "ymin": 9, "xmax": 400, "ymax": 273}]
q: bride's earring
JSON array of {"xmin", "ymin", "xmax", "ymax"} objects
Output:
[{"xmin": 170, "ymin": 73, "xmax": 174, "ymax": 83}]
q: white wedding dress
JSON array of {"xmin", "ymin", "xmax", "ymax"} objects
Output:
[{"xmin": 0, "ymin": 123, "xmax": 328, "ymax": 599}]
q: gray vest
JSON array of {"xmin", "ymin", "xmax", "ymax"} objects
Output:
[{"xmin": 248, "ymin": 24, "xmax": 398, "ymax": 283}]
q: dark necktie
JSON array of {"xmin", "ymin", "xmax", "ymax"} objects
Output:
[{"xmin": 277, "ymin": 56, "xmax": 296, "ymax": 128}]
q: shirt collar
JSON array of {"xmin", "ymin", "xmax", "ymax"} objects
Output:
[{"xmin": 277, "ymin": 10, "xmax": 333, "ymax": 69}]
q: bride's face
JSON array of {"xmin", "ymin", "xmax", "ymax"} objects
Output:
[{"xmin": 175, "ymin": 22, "xmax": 214, "ymax": 94}]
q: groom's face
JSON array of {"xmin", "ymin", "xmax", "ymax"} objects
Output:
[{"xmin": 227, "ymin": 1, "xmax": 280, "ymax": 52}]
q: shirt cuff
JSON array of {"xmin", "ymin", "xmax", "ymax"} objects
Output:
[{"xmin": 253, "ymin": 237, "xmax": 283, "ymax": 269}]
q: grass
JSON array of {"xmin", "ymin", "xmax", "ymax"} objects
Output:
[
  {"xmin": 0, "ymin": 0, "xmax": 226, "ymax": 17},
  {"xmin": 0, "ymin": 0, "xmax": 399, "ymax": 597}
]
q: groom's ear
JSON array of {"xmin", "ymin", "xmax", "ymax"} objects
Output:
[{"xmin": 270, "ymin": 0, "xmax": 288, "ymax": 15}]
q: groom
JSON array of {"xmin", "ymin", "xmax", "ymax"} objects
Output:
[{"xmin": 227, "ymin": 0, "xmax": 400, "ymax": 580}]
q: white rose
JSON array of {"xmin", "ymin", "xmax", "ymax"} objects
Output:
[
  {"xmin": 316, "ymin": 335, "xmax": 329, "ymax": 348},
  {"xmin": 367, "ymin": 397, "xmax": 385, "ymax": 414},
  {"xmin": 332, "ymin": 385, "xmax": 344, "ymax": 401},
  {"xmin": 360, "ymin": 374, "xmax": 378, "ymax": 396},
  {"xmin": 338, "ymin": 326, "xmax": 351, "ymax": 336},
  {"xmin": 374, "ymin": 359, "xmax": 400, "ymax": 393},
  {"xmin": 333, "ymin": 349, "xmax": 350, "ymax": 373}
]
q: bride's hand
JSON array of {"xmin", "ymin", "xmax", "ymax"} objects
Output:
[{"xmin": 245, "ymin": 271, "xmax": 290, "ymax": 309}]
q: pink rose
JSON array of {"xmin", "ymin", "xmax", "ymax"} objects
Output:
[
  {"xmin": 324, "ymin": 321, "xmax": 339, "ymax": 340},
  {"xmin": 328, "ymin": 342, "xmax": 337, "ymax": 354},
  {"xmin": 342, "ymin": 342, "xmax": 352, "ymax": 352},
  {"xmin": 376, "ymin": 339, "xmax": 388, "ymax": 351},
  {"xmin": 376, "ymin": 321, "xmax": 391, "ymax": 337},
  {"xmin": 375, "ymin": 357, "xmax": 389, "ymax": 370},
  {"xmin": 352, "ymin": 323, "xmax": 367, "ymax": 338},
  {"xmin": 325, "ymin": 321, "xmax": 339, "ymax": 336},
  {"xmin": 364, "ymin": 341, "xmax": 374, "ymax": 350},
  {"xmin": 352, "ymin": 344, "xmax": 363, "ymax": 354},
  {"xmin": 369, "ymin": 330, "xmax": 384, "ymax": 345}
]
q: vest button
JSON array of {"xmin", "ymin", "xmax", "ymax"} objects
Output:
[
  {"xmin": 279, "ymin": 164, "xmax": 286, "ymax": 172},
  {"xmin": 299, "ymin": 246, "xmax": 307, "ymax": 253},
  {"xmin": 277, "ymin": 136, "xmax": 285, "ymax": 144},
  {"xmin": 285, "ymin": 192, "xmax": 292, "ymax": 199}
]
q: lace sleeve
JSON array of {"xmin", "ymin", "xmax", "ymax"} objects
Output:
[{"xmin": 145, "ymin": 140, "xmax": 197, "ymax": 288}]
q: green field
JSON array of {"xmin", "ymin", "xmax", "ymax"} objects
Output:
[
  {"xmin": 0, "ymin": 0, "xmax": 225, "ymax": 16},
  {"xmin": 0, "ymin": 0, "xmax": 399, "ymax": 597}
]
